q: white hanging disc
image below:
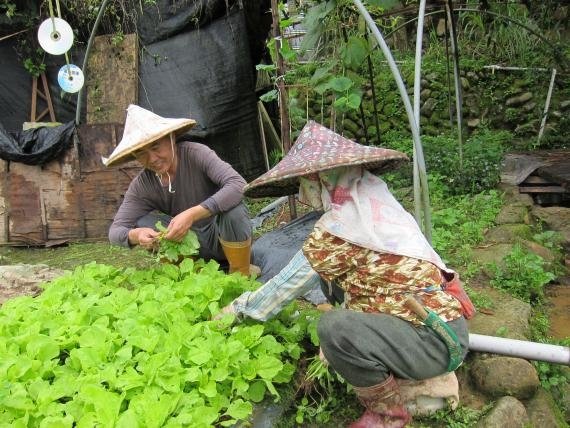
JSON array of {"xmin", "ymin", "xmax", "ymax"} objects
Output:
[
  {"xmin": 58, "ymin": 64, "xmax": 84, "ymax": 93},
  {"xmin": 37, "ymin": 17, "xmax": 74, "ymax": 55}
]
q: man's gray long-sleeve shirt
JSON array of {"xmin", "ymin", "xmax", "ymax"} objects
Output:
[{"xmin": 109, "ymin": 141, "xmax": 247, "ymax": 247}]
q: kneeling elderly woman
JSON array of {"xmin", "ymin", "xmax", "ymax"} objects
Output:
[{"xmin": 242, "ymin": 122, "xmax": 474, "ymax": 428}]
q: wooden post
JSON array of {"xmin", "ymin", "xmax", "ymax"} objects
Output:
[{"xmin": 30, "ymin": 72, "xmax": 56, "ymax": 122}]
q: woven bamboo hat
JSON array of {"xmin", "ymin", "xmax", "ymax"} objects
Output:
[
  {"xmin": 245, "ymin": 121, "xmax": 409, "ymax": 197},
  {"xmin": 102, "ymin": 105, "xmax": 196, "ymax": 167}
]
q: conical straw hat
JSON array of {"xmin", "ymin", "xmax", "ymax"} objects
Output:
[
  {"xmin": 102, "ymin": 105, "xmax": 196, "ymax": 167},
  {"xmin": 245, "ymin": 121, "xmax": 409, "ymax": 197}
]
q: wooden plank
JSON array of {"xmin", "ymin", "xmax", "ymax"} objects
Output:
[
  {"xmin": 519, "ymin": 186, "xmax": 566, "ymax": 194},
  {"xmin": 0, "ymin": 123, "xmax": 142, "ymax": 245},
  {"xmin": 86, "ymin": 34, "xmax": 139, "ymax": 124},
  {"xmin": 522, "ymin": 176, "xmax": 552, "ymax": 185},
  {"xmin": 80, "ymin": 170, "xmax": 136, "ymax": 219},
  {"xmin": 6, "ymin": 169, "xmax": 43, "ymax": 244},
  {"xmin": 0, "ymin": 160, "xmax": 7, "ymax": 244}
]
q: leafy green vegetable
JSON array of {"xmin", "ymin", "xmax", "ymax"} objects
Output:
[
  {"xmin": 154, "ymin": 222, "xmax": 200, "ymax": 263},
  {"xmin": 0, "ymin": 260, "xmax": 320, "ymax": 426}
]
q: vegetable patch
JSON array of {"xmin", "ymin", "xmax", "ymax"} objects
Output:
[{"xmin": 0, "ymin": 260, "xmax": 319, "ymax": 427}]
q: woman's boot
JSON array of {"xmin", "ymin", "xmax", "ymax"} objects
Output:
[
  {"xmin": 219, "ymin": 237, "xmax": 260, "ymax": 277},
  {"xmin": 350, "ymin": 374, "xmax": 412, "ymax": 428}
]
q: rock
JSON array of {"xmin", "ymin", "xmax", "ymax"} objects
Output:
[
  {"xmin": 520, "ymin": 239, "xmax": 560, "ymax": 264},
  {"xmin": 475, "ymin": 396, "xmax": 529, "ymax": 428},
  {"xmin": 467, "ymin": 71, "xmax": 478, "ymax": 81},
  {"xmin": 420, "ymin": 98, "xmax": 437, "ymax": 117},
  {"xmin": 436, "ymin": 19, "xmax": 446, "ymax": 36},
  {"xmin": 471, "ymin": 357, "xmax": 540, "ymax": 399},
  {"xmin": 514, "ymin": 122, "xmax": 537, "ymax": 136},
  {"xmin": 466, "ymin": 118, "xmax": 480, "ymax": 128},
  {"xmin": 426, "ymin": 72, "xmax": 438, "ymax": 82},
  {"xmin": 342, "ymin": 118, "xmax": 360, "ymax": 136},
  {"xmin": 495, "ymin": 205, "xmax": 530, "ymax": 225},
  {"xmin": 0, "ymin": 264, "xmax": 65, "ymax": 305},
  {"xmin": 461, "ymin": 77, "xmax": 470, "ymax": 90},
  {"xmin": 506, "ymin": 92, "xmax": 533, "ymax": 107},
  {"xmin": 525, "ymin": 388, "xmax": 566, "ymax": 427},
  {"xmin": 468, "ymin": 287, "xmax": 531, "ymax": 340},
  {"xmin": 420, "ymin": 88, "xmax": 432, "ymax": 99},
  {"xmin": 484, "ymin": 224, "xmax": 532, "ymax": 244},
  {"xmin": 496, "ymin": 183, "xmax": 535, "ymax": 207},
  {"xmin": 522, "ymin": 102, "xmax": 536, "ymax": 112},
  {"xmin": 531, "ymin": 206, "xmax": 570, "ymax": 250},
  {"xmin": 560, "ymin": 100, "xmax": 570, "ymax": 109},
  {"xmin": 471, "ymin": 243, "xmax": 516, "ymax": 274}
]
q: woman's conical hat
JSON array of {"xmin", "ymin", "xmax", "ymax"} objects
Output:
[
  {"xmin": 245, "ymin": 121, "xmax": 409, "ymax": 197},
  {"xmin": 102, "ymin": 105, "xmax": 196, "ymax": 167}
]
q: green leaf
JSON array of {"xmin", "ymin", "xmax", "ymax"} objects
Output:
[
  {"xmin": 25, "ymin": 335, "xmax": 59, "ymax": 362},
  {"xmin": 255, "ymin": 356, "xmax": 283, "ymax": 379},
  {"xmin": 341, "ymin": 36, "xmax": 369, "ymax": 69},
  {"xmin": 300, "ymin": 1, "xmax": 336, "ymax": 52},
  {"xmin": 116, "ymin": 409, "xmax": 140, "ymax": 428},
  {"xmin": 310, "ymin": 65, "xmax": 334, "ymax": 85},
  {"xmin": 199, "ymin": 379, "xmax": 218, "ymax": 397},
  {"xmin": 245, "ymin": 380, "xmax": 266, "ymax": 403},
  {"xmin": 256, "ymin": 63, "xmax": 276, "ymax": 72},
  {"xmin": 38, "ymin": 415, "xmax": 74, "ymax": 428},
  {"xmin": 346, "ymin": 92, "xmax": 362, "ymax": 110},
  {"xmin": 79, "ymin": 384, "xmax": 123, "ymax": 427},
  {"xmin": 279, "ymin": 39, "xmax": 297, "ymax": 62},
  {"xmin": 329, "ymin": 76, "xmax": 353, "ymax": 92},
  {"xmin": 224, "ymin": 398, "xmax": 252, "ymax": 420},
  {"xmin": 260, "ymin": 89, "xmax": 278, "ymax": 102}
]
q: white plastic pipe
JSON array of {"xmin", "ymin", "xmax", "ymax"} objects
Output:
[{"xmin": 469, "ymin": 333, "xmax": 570, "ymax": 365}]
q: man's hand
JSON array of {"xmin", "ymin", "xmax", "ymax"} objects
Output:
[
  {"xmin": 128, "ymin": 227, "xmax": 159, "ymax": 250},
  {"xmin": 165, "ymin": 205, "xmax": 211, "ymax": 241}
]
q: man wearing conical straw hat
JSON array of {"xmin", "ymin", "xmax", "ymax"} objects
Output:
[
  {"xmin": 218, "ymin": 121, "xmax": 475, "ymax": 426},
  {"xmin": 104, "ymin": 105, "xmax": 257, "ymax": 275}
]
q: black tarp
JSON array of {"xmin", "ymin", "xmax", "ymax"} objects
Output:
[
  {"xmin": 0, "ymin": 1, "xmax": 270, "ymax": 178},
  {"xmin": 139, "ymin": 8, "xmax": 264, "ymax": 178},
  {"xmin": 0, "ymin": 121, "xmax": 75, "ymax": 165}
]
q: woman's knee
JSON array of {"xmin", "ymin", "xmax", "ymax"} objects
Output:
[
  {"xmin": 317, "ymin": 310, "xmax": 352, "ymax": 349},
  {"xmin": 218, "ymin": 204, "xmax": 251, "ymax": 241}
]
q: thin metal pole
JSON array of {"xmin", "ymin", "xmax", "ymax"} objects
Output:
[
  {"xmin": 75, "ymin": 0, "xmax": 111, "ymax": 125},
  {"xmin": 537, "ymin": 68, "xmax": 557, "ymax": 144},
  {"xmin": 412, "ymin": 0, "xmax": 427, "ymax": 228},
  {"xmin": 352, "ymin": 0, "xmax": 432, "ymax": 242}
]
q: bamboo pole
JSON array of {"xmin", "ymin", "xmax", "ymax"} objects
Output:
[
  {"xmin": 445, "ymin": 0, "xmax": 464, "ymax": 168},
  {"xmin": 257, "ymin": 105, "xmax": 271, "ymax": 171},
  {"xmin": 258, "ymin": 101, "xmax": 283, "ymax": 153},
  {"xmin": 271, "ymin": 0, "xmax": 297, "ymax": 220},
  {"xmin": 364, "ymin": 33, "xmax": 382, "ymax": 144}
]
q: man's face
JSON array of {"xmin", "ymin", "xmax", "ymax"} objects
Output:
[{"xmin": 132, "ymin": 135, "xmax": 175, "ymax": 175}]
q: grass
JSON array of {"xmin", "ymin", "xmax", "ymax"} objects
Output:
[{"xmin": 0, "ymin": 241, "xmax": 156, "ymax": 272}]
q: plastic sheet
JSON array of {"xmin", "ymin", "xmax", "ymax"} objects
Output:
[{"xmin": 0, "ymin": 121, "xmax": 75, "ymax": 165}]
